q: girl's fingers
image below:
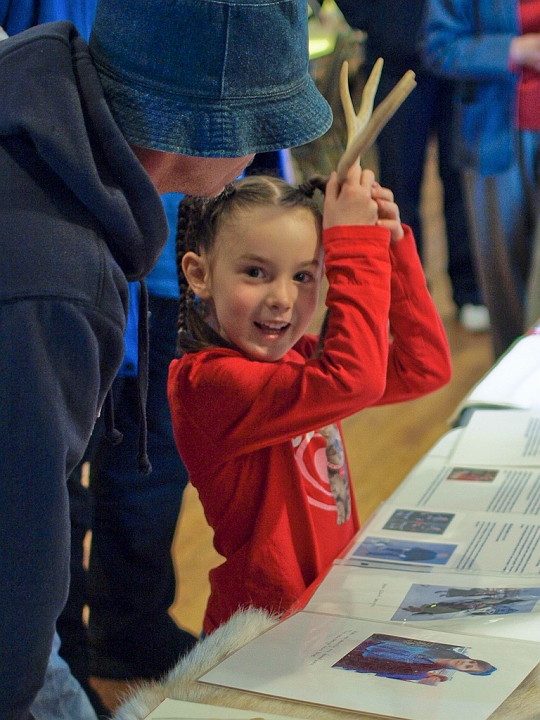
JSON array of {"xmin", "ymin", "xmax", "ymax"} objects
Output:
[
  {"xmin": 325, "ymin": 171, "xmax": 339, "ymax": 202},
  {"xmin": 339, "ymin": 162, "xmax": 367, "ymax": 190},
  {"xmin": 360, "ymin": 168, "xmax": 376, "ymax": 188},
  {"xmin": 372, "ymin": 182, "xmax": 394, "ymax": 201},
  {"xmin": 377, "ymin": 218, "xmax": 404, "ymax": 242},
  {"xmin": 375, "ymin": 198, "xmax": 398, "ymax": 217}
]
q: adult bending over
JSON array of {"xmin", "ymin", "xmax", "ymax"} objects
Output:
[{"xmin": 0, "ymin": 0, "xmax": 332, "ymax": 717}]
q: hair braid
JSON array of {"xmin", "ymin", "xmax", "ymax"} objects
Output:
[
  {"xmin": 298, "ymin": 174, "xmax": 327, "ymax": 198},
  {"xmin": 175, "ymin": 196, "xmax": 209, "ymax": 353}
]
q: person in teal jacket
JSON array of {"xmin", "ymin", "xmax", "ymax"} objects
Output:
[{"xmin": 423, "ymin": 0, "xmax": 540, "ymax": 357}]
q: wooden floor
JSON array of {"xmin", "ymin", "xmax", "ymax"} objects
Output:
[{"xmin": 91, "ymin": 140, "xmax": 496, "ymax": 712}]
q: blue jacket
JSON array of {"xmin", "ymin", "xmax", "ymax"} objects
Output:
[
  {"xmin": 1, "ymin": 0, "xmax": 96, "ymax": 39},
  {"xmin": 423, "ymin": 0, "xmax": 520, "ymax": 174}
]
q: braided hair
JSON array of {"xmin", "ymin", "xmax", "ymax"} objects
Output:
[{"xmin": 175, "ymin": 174, "xmax": 326, "ymax": 355}]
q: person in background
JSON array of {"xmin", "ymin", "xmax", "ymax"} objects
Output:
[
  {"xmin": 0, "ymin": 0, "xmax": 333, "ymax": 717},
  {"xmin": 168, "ymin": 165, "xmax": 451, "ymax": 635},
  {"xmin": 424, "ymin": 0, "xmax": 540, "ymax": 357},
  {"xmin": 57, "ymin": 195, "xmax": 192, "ymax": 719},
  {"xmin": 335, "ymin": 0, "xmax": 490, "ymax": 333},
  {"xmin": 0, "ymin": 0, "xmax": 95, "ymax": 35}
]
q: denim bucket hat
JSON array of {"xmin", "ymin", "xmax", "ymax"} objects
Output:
[{"xmin": 89, "ymin": 0, "xmax": 332, "ymax": 157}]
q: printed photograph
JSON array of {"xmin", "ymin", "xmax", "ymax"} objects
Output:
[
  {"xmin": 392, "ymin": 583, "xmax": 540, "ymax": 621},
  {"xmin": 352, "ymin": 536, "xmax": 457, "ymax": 565},
  {"xmin": 383, "ymin": 509, "xmax": 455, "ymax": 534},
  {"xmin": 446, "ymin": 468, "xmax": 498, "ymax": 482},
  {"xmin": 333, "ymin": 633, "xmax": 497, "ymax": 685}
]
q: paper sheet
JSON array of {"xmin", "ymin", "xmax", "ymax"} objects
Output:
[
  {"xmin": 449, "ymin": 410, "xmax": 540, "ymax": 468},
  {"xmin": 463, "ymin": 335, "xmax": 540, "ymax": 410},
  {"xmin": 342, "ymin": 504, "xmax": 540, "ymax": 575},
  {"xmin": 199, "ymin": 612, "xmax": 540, "ymax": 720},
  {"xmin": 305, "ymin": 564, "xmax": 540, "ymax": 641},
  {"xmin": 390, "ymin": 454, "xmax": 540, "ymax": 514},
  {"xmin": 450, "ymin": 335, "xmax": 540, "ymax": 423},
  {"xmin": 143, "ymin": 699, "xmax": 307, "ymax": 720}
]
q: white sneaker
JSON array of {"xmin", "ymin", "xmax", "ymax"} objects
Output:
[{"xmin": 458, "ymin": 303, "xmax": 491, "ymax": 333}]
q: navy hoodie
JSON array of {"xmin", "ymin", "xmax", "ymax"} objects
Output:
[
  {"xmin": 0, "ymin": 22, "xmax": 169, "ymax": 717},
  {"xmin": 0, "ymin": 20, "xmax": 169, "ymax": 282}
]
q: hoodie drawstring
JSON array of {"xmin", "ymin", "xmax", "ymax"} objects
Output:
[
  {"xmin": 136, "ymin": 278, "xmax": 152, "ymax": 474},
  {"xmin": 103, "ymin": 278, "xmax": 152, "ymax": 474},
  {"xmin": 103, "ymin": 386, "xmax": 123, "ymax": 445}
]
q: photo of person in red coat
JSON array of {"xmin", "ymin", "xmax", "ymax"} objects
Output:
[{"xmin": 167, "ymin": 164, "xmax": 452, "ymax": 636}]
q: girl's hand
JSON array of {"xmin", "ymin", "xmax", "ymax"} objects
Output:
[
  {"xmin": 323, "ymin": 165, "xmax": 378, "ymax": 229},
  {"xmin": 372, "ymin": 182, "xmax": 404, "ymax": 243}
]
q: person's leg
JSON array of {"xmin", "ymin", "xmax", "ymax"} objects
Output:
[
  {"xmin": 375, "ymin": 70, "xmax": 435, "ymax": 260},
  {"xmin": 88, "ymin": 295, "xmax": 196, "ymax": 681},
  {"xmin": 56, "ymin": 465, "xmax": 110, "ymax": 718},
  {"xmin": 462, "ymin": 156, "xmax": 533, "ymax": 357},
  {"xmin": 525, "ymin": 219, "xmax": 540, "ymax": 328},
  {"xmin": 30, "ymin": 633, "xmax": 98, "ymax": 720},
  {"xmin": 435, "ymin": 78, "xmax": 483, "ymax": 310}
]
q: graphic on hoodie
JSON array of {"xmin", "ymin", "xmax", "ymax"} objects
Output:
[{"xmin": 292, "ymin": 423, "xmax": 351, "ymax": 524}]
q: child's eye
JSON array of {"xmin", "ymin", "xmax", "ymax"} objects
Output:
[
  {"xmin": 294, "ymin": 271, "xmax": 313, "ymax": 283},
  {"xmin": 245, "ymin": 267, "xmax": 264, "ymax": 279}
]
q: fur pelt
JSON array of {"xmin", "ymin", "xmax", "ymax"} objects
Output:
[{"xmin": 112, "ymin": 608, "xmax": 540, "ymax": 720}]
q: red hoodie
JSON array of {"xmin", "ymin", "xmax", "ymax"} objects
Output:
[{"xmin": 168, "ymin": 225, "xmax": 451, "ymax": 634}]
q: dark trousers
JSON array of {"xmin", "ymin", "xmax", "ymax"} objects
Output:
[
  {"xmin": 462, "ymin": 130, "xmax": 540, "ymax": 357},
  {"xmin": 57, "ymin": 295, "xmax": 196, "ymax": 688},
  {"xmin": 374, "ymin": 69, "xmax": 481, "ymax": 309}
]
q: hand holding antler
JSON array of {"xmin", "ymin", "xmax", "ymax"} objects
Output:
[{"xmin": 323, "ymin": 164, "xmax": 378, "ymax": 229}]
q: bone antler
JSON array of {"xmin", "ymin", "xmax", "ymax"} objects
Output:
[{"xmin": 336, "ymin": 59, "xmax": 417, "ymax": 184}]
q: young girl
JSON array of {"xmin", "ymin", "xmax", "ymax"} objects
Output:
[{"xmin": 168, "ymin": 164, "xmax": 451, "ymax": 635}]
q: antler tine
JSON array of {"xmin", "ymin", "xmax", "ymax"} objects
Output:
[
  {"xmin": 340, "ymin": 61, "xmax": 357, "ymax": 148},
  {"xmin": 336, "ymin": 69, "xmax": 416, "ymax": 184},
  {"xmin": 354, "ymin": 57, "xmax": 383, "ymax": 139},
  {"xmin": 340, "ymin": 58, "xmax": 384, "ymax": 151}
]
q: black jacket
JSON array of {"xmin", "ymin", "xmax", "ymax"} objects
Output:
[{"xmin": 336, "ymin": 0, "xmax": 428, "ymax": 75}]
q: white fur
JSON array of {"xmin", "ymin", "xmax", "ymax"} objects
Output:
[{"xmin": 113, "ymin": 608, "xmax": 540, "ymax": 720}]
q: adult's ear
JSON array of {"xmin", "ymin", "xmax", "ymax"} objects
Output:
[{"xmin": 182, "ymin": 251, "xmax": 212, "ymax": 299}]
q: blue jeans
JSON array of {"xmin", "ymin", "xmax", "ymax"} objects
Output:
[
  {"xmin": 30, "ymin": 634, "xmax": 97, "ymax": 720},
  {"xmin": 57, "ymin": 295, "xmax": 195, "ymax": 688}
]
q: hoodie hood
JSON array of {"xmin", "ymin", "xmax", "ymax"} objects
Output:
[{"xmin": 0, "ymin": 20, "xmax": 168, "ymax": 281}]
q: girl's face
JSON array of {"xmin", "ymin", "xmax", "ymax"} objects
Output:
[{"xmin": 194, "ymin": 205, "xmax": 323, "ymax": 362}]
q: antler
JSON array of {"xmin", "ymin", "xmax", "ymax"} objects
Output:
[{"xmin": 336, "ymin": 59, "xmax": 417, "ymax": 184}]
